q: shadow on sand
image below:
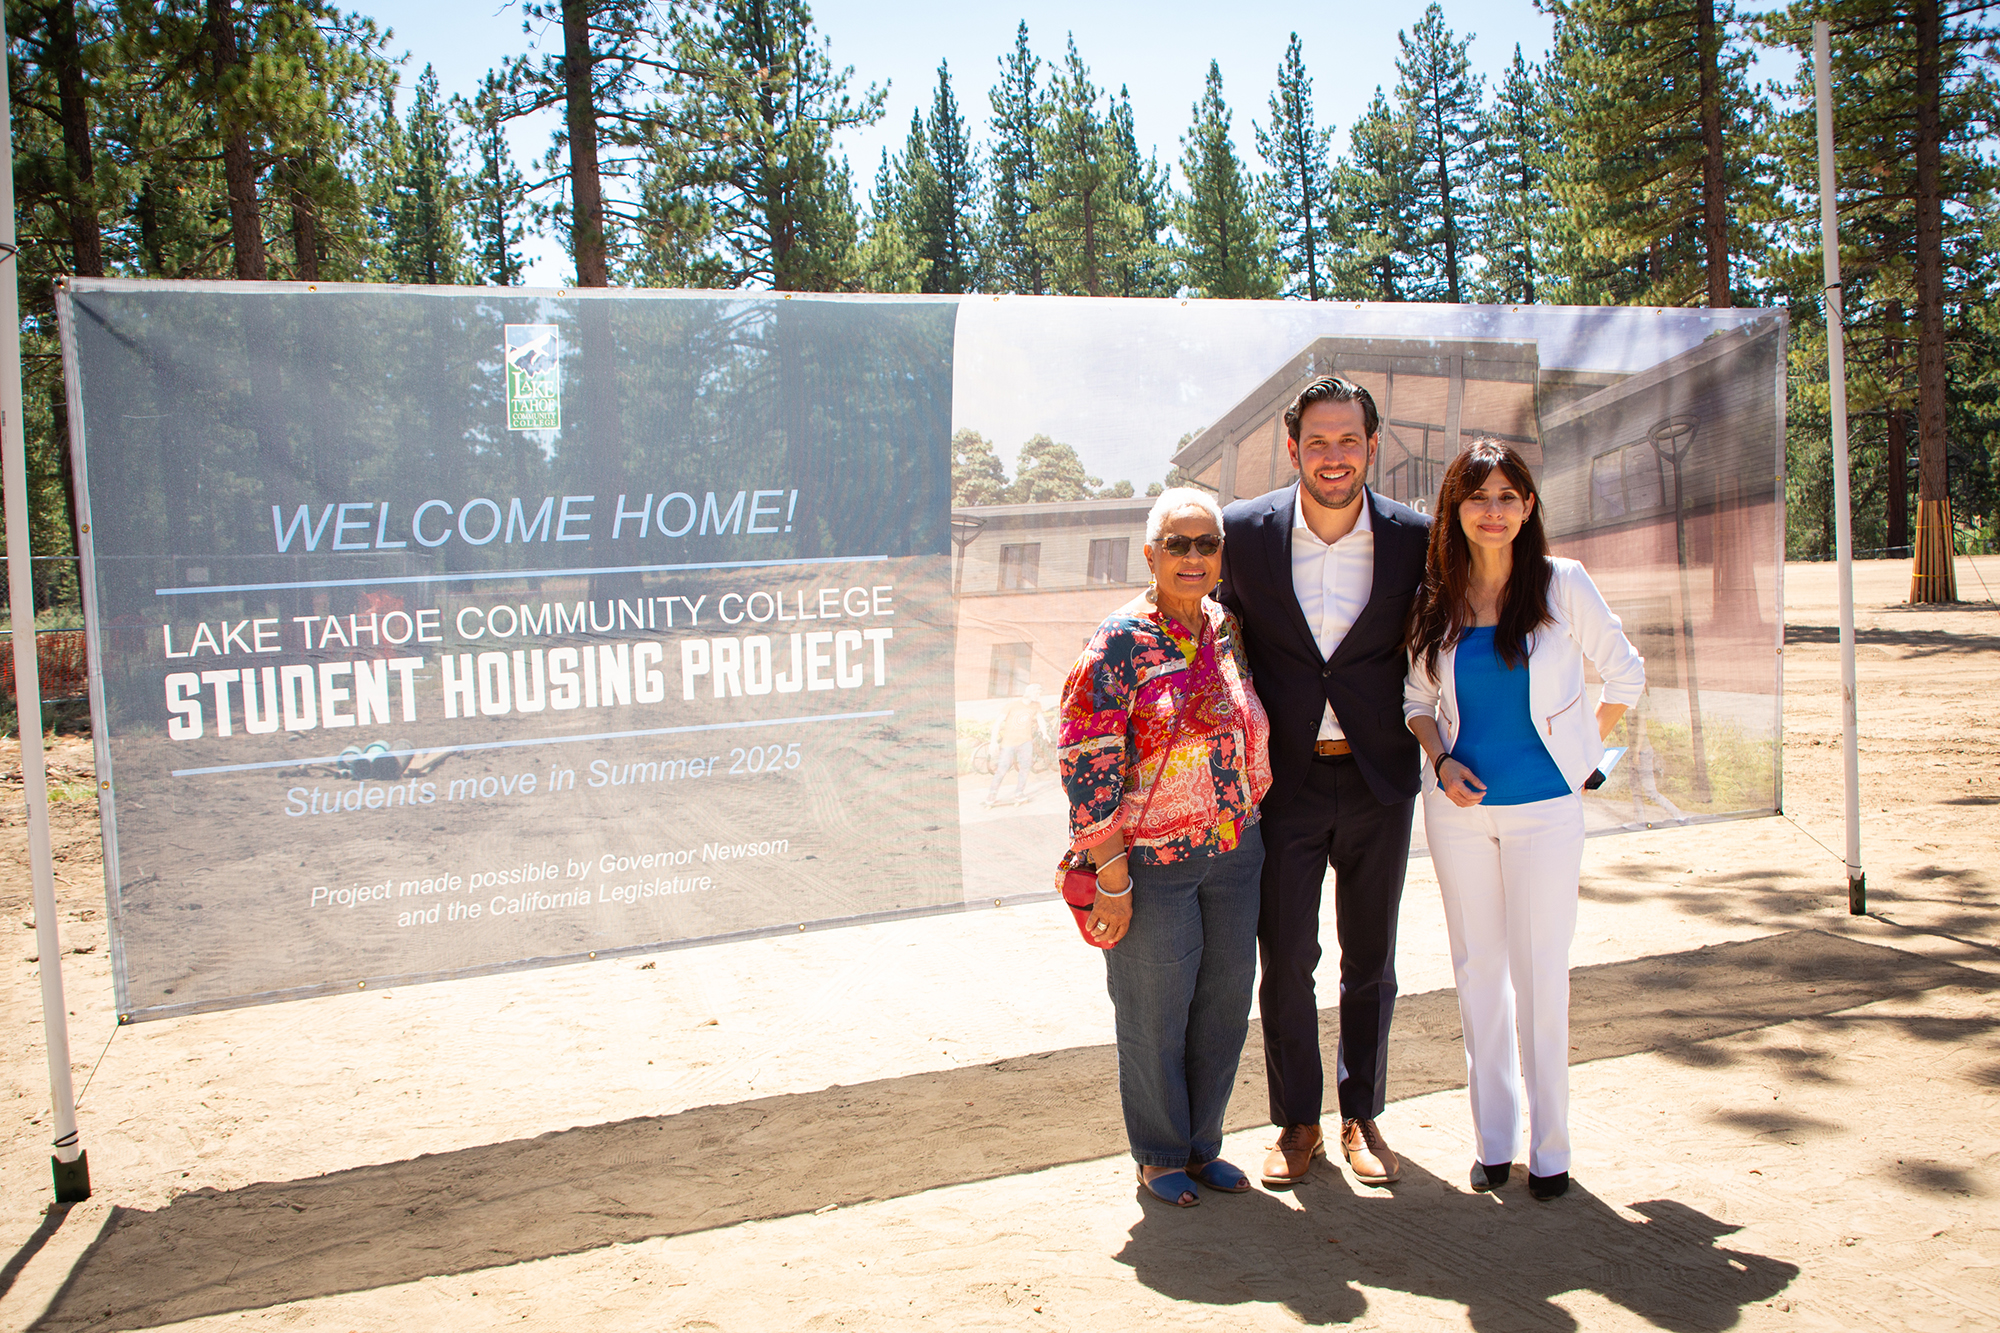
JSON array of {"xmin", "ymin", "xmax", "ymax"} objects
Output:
[
  {"xmin": 1118, "ymin": 1161, "xmax": 1798, "ymax": 1330},
  {"xmin": 21, "ymin": 930, "xmax": 1987, "ymax": 1330},
  {"xmin": 1784, "ymin": 622, "xmax": 2000, "ymax": 657}
]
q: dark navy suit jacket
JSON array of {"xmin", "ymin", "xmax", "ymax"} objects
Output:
[{"xmin": 1216, "ymin": 486, "xmax": 1433, "ymax": 811}]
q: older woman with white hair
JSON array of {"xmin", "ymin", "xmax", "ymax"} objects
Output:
[{"xmin": 1058, "ymin": 486, "xmax": 1273, "ymax": 1207}]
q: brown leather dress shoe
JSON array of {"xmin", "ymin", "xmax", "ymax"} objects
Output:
[
  {"xmin": 1261, "ymin": 1123, "xmax": 1324, "ymax": 1187},
  {"xmin": 1340, "ymin": 1117, "xmax": 1401, "ymax": 1184}
]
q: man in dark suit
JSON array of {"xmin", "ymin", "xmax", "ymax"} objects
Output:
[{"xmin": 1216, "ymin": 375, "xmax": 1431, "ymax": 1188}]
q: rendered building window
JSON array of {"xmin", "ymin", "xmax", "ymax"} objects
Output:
[
  {"xmin": 998, "ymin": 543, "xmax": 1040, "ymax": 590},
  {"xmin": 988, "ymin": 642, "xmax": 1032, "ymax": 697}
]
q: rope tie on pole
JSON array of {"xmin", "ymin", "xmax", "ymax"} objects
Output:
[{"xmin": 73, "ymin": 1021, "xmax": 120, "ymax": 1110}]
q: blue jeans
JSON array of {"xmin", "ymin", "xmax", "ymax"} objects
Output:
[{"xmin": 1104, "ymin": 823, "xmax": 1264, "ymax": 1167}]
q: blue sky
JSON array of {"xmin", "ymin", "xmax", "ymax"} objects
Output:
[{"xmin": 362, "ymin": 1, "xmax": 1802, "ymax": 284}]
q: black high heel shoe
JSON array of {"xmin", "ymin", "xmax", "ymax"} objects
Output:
[{"xmin": 1528, "ymin": 1170, "xmax": 1569, "ymax": 1200}]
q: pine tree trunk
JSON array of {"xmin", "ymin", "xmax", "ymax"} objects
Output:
[
  {"xmin": 1886, "ymin": 408, "xmax": 1910, "ymax": 549},
  {"xmin": 1300, "ymin": 122, "xmax": 1319, "ymax": 301},
  {"xmin": 1303, "ymin": 204, "xmax": 1318, "ymax": 301},
  {"xmin": 289, "ymin": 180, "xmax": 319, "ymax": 282},
  {"xmin": 747, "ymin": 12, "xmax": 794, "ymax": 291},
  {"xmin": 1886, "ymin": 300, "xmax": 1909, "ymax": 550},
  {"xmin": 562, "ymin": 0, "xmax": 608, "ymax": 287},
  {"xmin": 1438, "ymin": 115, "xmax": 1458, "ymax": 303},
  {"xmin": 207, "ymin": 0, "xmax": 266, "ymax": 281},
  {"xmin": 1083, "ymin": 188, "xmax": 1099, "ymax": 297},
  {"xmin": 136, "ymin": 177, "xmax": 167, "ymax": 274},
  {"xmin": 1517, "ymin": 154, "xmax": 1536, "ymax": 303},
  {"xmin": 1911, "ymin": 0, "xmax": 1956, "ymax": 601},
  {"xmin": 1697, "ymin": 0, "xmax": 1728, "ymax": 307},
  {"xmin": 50, "ymin": 0, "xmax": 102, "ymax": 277},
  {"xmin": 41, "ymin": 0, "xmax": 94, "ymax": 578}
]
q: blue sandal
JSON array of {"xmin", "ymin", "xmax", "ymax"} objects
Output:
[
  {"xmin": 1187, "ymin": 1157, "xmax": 1252, "ymax": 1193},
  {"xmin": 1138, "ymin": 1166, "xmax": 1201, "ymax": 1207}
]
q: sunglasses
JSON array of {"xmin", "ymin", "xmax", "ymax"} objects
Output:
[{"xmin": 1158, "ymin": 534, "xmax": 1222, "ymax": 557}]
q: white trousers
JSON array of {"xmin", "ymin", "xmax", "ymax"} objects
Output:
[{"xmin": 1423, "ymin": 789, "xmax": 1585, "ymax": 1176}]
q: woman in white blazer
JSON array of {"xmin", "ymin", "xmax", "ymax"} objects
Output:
[{"xmin": 1402, "ymin": 441, "xmax": 1645, "ymax": 1201}]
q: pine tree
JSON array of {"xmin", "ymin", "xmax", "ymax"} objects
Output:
[
  {"xmin": 13, "ymin": 0, "xmax": 112, "ymax": 280},
  {"xmin": 1905, "ymin": 0, "xmax": 1981, "ymax": 598},
  {"xmin": 1478, "ymin": 45, "xmax": 1554, "ymax": 303},
  {"xmin": 128, "ymin": 0, "xmax": 392, "ymax": 282},
  {"xmin": 1029, "ymin": 36, "xmax": 1139, "ymax": 297},
  {"xmin": 1330, "ymin": 88, "xmax": 1421, "ymax": 301},
  {"xmin": 987, "ymin": 23, "xmax": 1044, "ymax": 294},
  {"xmin": 1394, "ymin": 2, "xmax": 1486, "ymax": 303},
  {"xmin": 623, "ymin": 143, "xmax": 716, "ymax": 286},
  {"xmin": 501, "ymin": 0, "xmax": 679, "ymax": 286},
  {"xmin": 1177, "ymin": 61, "xmax": 1278, "ymax": 299},
  {"xmin": 856, "ymin": 145, "xmax": 923, "ymax": 292},
  {"xmin": 1762, "ymin": 0, "xmax": 1997, "ymax": 592},
  {"xmin": 907, "ymin": 62, "xmax": 981, "ymax": 293},
  {"xmin": 1105, "ymin": 86, "xmax": 1175, "ymax": 297},
  {"xmin": 1540, "ymin": 0, "xmax": 1775, "ymax": 307},
  {"xmin": 870, "ymin": 79, "xmax": 978, "ymax": 296},
  {"xmin": 621, "ymin": 64, "xmax": 714, "ymax": 288},
  {"xmin": 458, "ymin": 72, "xmax": 529, "ymax": 286},
  {"xmin": 205, "ymin": 0, "xmax": 269, "ymax": 278},
  {"xmin": 670, "ymin": 0, "xmax": 881, "ymax": 290},
  {"xmin": 275, "ymin": 7, "xmax": 388, "ymax": 282},
  {"xmin": 385, "ymin": 66, "xmax": 467, "ymax": 285},
  {"xmin": 359, "ymin": 93, "xmax": 407, "ymax": 271},
  {"xmin": 9, "ymin": 0, "xmax": 122, "ymax": 610},
  {"xmin": 1255, "ymin": 33, "xmax": 1335, "ymax": 301},
  {"xmin": 105, "ymin": 5, "xmax": 233, "ymax": 279}
]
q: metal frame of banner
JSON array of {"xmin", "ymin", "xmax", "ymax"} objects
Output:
[{"xmin": 0, "ymin": 4, "xmax": 91, "ymax": 1203}]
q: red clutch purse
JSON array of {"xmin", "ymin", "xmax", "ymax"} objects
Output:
[{"xmin": 1059, "ymin": 853, "xmax": 1116, "ymax": 949}]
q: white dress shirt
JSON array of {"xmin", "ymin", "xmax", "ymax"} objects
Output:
[{"xmin": 1291, "ymin": 485, "xmax": 1374, "ymax": 740}]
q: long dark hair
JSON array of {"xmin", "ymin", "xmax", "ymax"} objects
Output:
[{"xmin": 1407, "ymin": 440, "xmax": 1554, "ymax": 675}]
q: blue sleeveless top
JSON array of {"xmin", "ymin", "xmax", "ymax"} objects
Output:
[{"xmin": 1451, "ymin": 628, "xmax": 1571, "ymax": 806}]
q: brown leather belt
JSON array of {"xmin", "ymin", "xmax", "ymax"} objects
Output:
[{"xmin": 1313, "ymin": 738, "xmax": 1352, "ymax": 757}]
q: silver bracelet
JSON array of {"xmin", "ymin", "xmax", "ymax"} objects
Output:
[{"xmin": 1094, "ymin": 852, "xmax": 1132, "ymax": 897}]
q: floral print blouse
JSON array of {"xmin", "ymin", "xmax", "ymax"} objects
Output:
[{"xmin": 1059, "ymin": 599, "xmax": 1273, "ymax": 868}]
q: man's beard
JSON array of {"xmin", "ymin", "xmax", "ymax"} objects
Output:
[{"xmin": 1301, "ymin": 468, "xmax": 1364, "ymax": 512}]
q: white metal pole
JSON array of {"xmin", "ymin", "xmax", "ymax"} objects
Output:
[
  {"xmin": 1814, "ymin": 20, "xmax": 1865, "ymax": 915},
  {"xmin": 0, "ymin": 4, "xmax": 90, "ymax": 1200}
]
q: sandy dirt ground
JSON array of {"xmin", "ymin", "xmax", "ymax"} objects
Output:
[{"xmin": 1, "ymin": 556, "xmax": 1996, "ymax": 1332}]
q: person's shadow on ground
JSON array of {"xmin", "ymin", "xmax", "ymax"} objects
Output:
[{"xmin": 1116, "ymin": 1155, "xmax": 1798, "ymax": 1329}]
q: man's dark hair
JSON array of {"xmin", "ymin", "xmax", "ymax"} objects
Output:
[{"xmin": 1284, "ymin": 375, "xmax": 1380, "ymax": 442}]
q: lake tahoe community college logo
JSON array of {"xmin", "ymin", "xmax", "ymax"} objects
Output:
[{"xmin": 505, "ymin": 324, "xmax": 561, "ymax": 431}]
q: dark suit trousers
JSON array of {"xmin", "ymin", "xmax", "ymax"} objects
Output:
[{"xmin": 1258, "ymin": 753, "xmax": 1415, "ymax": 1126}]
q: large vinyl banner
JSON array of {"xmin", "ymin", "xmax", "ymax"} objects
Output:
[{"xmin": 59, "ymin": 282, "xmax": 1786, "ymax": 1021}]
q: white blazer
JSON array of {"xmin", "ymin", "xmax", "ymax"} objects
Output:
[{"xmin": 1403, "ymin": 557, "xmax": 1646, "ymax": 794}]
